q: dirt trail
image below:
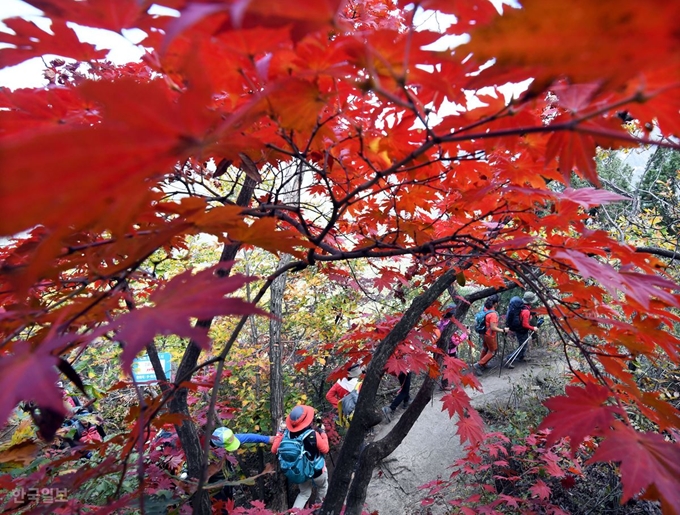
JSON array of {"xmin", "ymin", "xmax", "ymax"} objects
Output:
[{"xmin": 364, "ymin": 349, "xmax": 562, "ymax": 514}]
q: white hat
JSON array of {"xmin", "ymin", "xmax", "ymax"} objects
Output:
[
  {"xmin": 523, "ymin": 291, "xmax": 539, "ymax": 305},
  {"xmin": 348, "ymin": 364, "xmax": 363, "ymax": 378}
]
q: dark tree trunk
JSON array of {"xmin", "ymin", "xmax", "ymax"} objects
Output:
[
  {"xmin": 319, "ymin": 269, "xmax": 458, "ymax": 515},
  {"xmin": 167, "ymin": 176, "xmax": 257, "ymax": 515}
]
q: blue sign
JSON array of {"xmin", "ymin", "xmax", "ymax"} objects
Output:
[{"xmin": 132, "ymin": 352, "xmax": 172, "ymax": 382}]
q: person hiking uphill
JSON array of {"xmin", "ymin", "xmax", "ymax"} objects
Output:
[
  {"xmin": 505, "ymin": 291, "xmax": 540, "ymax": 368},
  {"xmin": 207, "ymin": 426, "xmax": 275, "ymax": 510},
  {"xmin": 273, "ymin": 405, "xmax": 329, "ymax": 509},
  {"xmin": 325, "ymin": 363, "xmax": 363, "ymax": 409},
  {"xmin": 381, "ymin": 368, "xmax": 412, "ymax": 423},
  {"xmin": 437, "ymin": 304, "xmax": 467, "ymax": 390},
  {"xmin": 472, "ymin": 295, "xmax": 509, "ymax": 376}
]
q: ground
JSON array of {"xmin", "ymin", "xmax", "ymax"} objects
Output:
[{"xmin": 364, "ymin": 345, "xmax": 563, "ymax": 514}]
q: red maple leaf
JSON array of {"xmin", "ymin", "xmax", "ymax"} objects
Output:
[
  {"xmin": 529, "ymin": 479, "xmax": 551, "ymax": 500},
  {"xmin": 456, "ymin": 409, "xmax": 484, "ymax": 446},
  {"xmin": 539, "ymin": 382, "xmax": 624, "ymax": 451},
  {"xmin": 116, "ymin": 265, "xmax": 268, "ymax": 372},
  {"xmin": 588, "ymin": 422, "xmax": 680, "ymax": 514},
  {"xmin": 559, "ymin": 187, "xmax": 628, "ymax": 210},
  {"xmin": 0, "ymin": 341, "xmax": 67, "ymax": 428},
  {"xmin": 441, "ymin": 389, "xmax": 473, "ymax": 419},
  {"xmin": 0, "ymin": 18, "xmax": 106, "ymax": 68}
]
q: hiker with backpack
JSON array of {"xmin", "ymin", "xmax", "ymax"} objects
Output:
[
  {"xmin": 273, "ymin": 404, "xmax": 329, "ymax": 509},
  {"xmin": 505, "ymin": 291, "xmax": 540, "ymax": 368},
  {"xmin": 472, "ymin": 295, "xmax": 509, "ymax": 376},
  {"xmin": 437, "ymin": 304, "xmax": 468, "ymax": 390},
  {"xmin": 326, "ymin": 363, "xmax": 363, "ymax": 426}
]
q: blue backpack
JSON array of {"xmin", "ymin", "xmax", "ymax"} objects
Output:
[
  {"xmin": 277, "ymin": 429, "xmax": 324, "ymax": 484},
  {"xmin": 475, "ymin": 309, "xmax": 496, "ymax": 335}
]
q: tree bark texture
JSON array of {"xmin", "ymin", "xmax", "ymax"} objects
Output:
[{"xmin": 268, "ymin": 254, "xmax": 292, "ymax": 511}]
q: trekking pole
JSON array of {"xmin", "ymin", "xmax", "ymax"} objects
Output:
[
  {"xmin": 498, "ymin": 333, "xmax": 507, "ymax": 378},
  {"xmin": 505, "ymin": 331, "xmax": 534, "ymax": 368}
]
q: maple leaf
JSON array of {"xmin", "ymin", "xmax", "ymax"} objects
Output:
[
  {"xmin": 115, "ymin": 265, "xmax": 268, "ymax": 372},
  {"xmin": 554, "ymin": 249, "xmax": 680, "ymax": 312},
  {"xmin": 545, "ymin": 128, "xmax": 598, "ymax": 185},
  {"xmin": 0, "ymin": 342, "xmax": 66, "ymax": 428},
  {"xmin": 0, "ymin": 17, "xmax": 107, "ymax": 68},
  {"xmin": 463, "ymin": 0, "xmax": 680, "ymax": 90},
  {"xmin": 26, "ymin": 0, "xmax": 183, "ymax": 34},
  {"xmin": 0, "ymin": 440, "xmax": 40, "ymax": 465},
  {"xmin": 456, "ymin": 409, "xmax": 484, "ymax": 446},
  {"xmin": 529, "ymin": 479, "xmax": 551, "ymax": 501},
  {"xmin": 558, "ymin": 187, "xmax": 629, "ymax": 210},
  {"xmin": 441, "ymin": 389, "xmax": 473, "ymax": 419},
  {"xmin": 232, "ymin": 217, "xmax": 315, "ymax": 258},
  {"xmin": 0, "ymin": 78, "xmax": 212, "ymax": 238},
  {"xmin": 588, "ymin": 422, "xmax": 680, "ymax": 514},
  {"xmin": 539, "ymin": 382, "xmax": 624, "ymax": 452}
]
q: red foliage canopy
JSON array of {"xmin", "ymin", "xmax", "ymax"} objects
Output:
[{"xmin": 1, "ymin": 0, "xmax": 679, "ymax": 512}]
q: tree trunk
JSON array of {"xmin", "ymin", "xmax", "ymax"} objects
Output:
[
  {"xmin": 268, "ymin": 253, "xmax": 291, "ymax": 511},
  {"xmin": 343, "ymin": 286, "xmax": 500, "ymax": 514},
  {"xmin": 319, "ymin": 269, "xmax": 458, "ymax": 515},
  {"xmin": 167, "ymin": 176, "xmax": 257, "ymax": 515}
]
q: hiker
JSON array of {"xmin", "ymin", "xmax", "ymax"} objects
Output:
[
  {"xmin": 327, "ymin": 363, "xmax": 364, "ymax": 428},
  {"xmin": 437, "ymin": 305, "xmax": 467, "ymax": 390},
  {"xmin": 325, "ymin": 363, "xmax": 363, "ymax": 409},
  {"xmin": 381, "ymin": 369, "xmax": 412, "ymax": 422},
  {"xmin": 273, "ymin": 405, "xmax": 329, "ymax": 509},
  {"xmin": 472, "ymin": 295, "xmax": 509, "ymax": 376},
  {"xmin": 505, "ymin": 291, "xmax": 540, "ymax": 367},
  {"xmin": 208, "ymin": 426, "xmax": 275, "ymax": 510}
]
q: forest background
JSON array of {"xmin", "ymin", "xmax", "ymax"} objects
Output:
[{"xmin": 0, "ymin": 1, "xmax": 679, "ymax": 514}]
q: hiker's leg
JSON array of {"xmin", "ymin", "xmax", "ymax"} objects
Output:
[
  {"xmin": 479, "ymin": 345, "xmax": 488, "ymax": 362},
  {"xmin": 478, "ymin": 334, "xmax": 497, "ymax": 367},
  {"xmin": 293, "ymin": 479, "xmax": 313, "ymax": 509},
  {"xmin": 313, "ymin": 469, "xmax": 329, "ymax": 503},
  {"xmin": 515, "ymin": 331, "xmax": 529, "ymax": 360},
  {"xmin": 390, "ymin": 372, "xmax": 410, "ymax": 410}
]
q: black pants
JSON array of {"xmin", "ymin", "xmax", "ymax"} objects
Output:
[
  {"xmin": 390, "ymin": 372, "xmax": 411, "ymax": 410},
  {"xmin": 515, "ymin": 331, "xmax": 530, "ymax": 360}
]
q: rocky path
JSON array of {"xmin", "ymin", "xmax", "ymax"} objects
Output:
[{"xmin": 364, "ymin": 350, "xmax": 561, "ymax": 514}]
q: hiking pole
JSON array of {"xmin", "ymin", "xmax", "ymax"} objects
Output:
[
  {"xmin": 504, "ymin": 331, "xmax": 534, "ymax": 368},
  {"xmin": 498, "ymin": 333, "xmax": 507, "ymax": 378}
]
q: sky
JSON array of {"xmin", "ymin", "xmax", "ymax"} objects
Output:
[{"xmin": 0, "ymin": 0, "xmax": 165, "ymax": 90}]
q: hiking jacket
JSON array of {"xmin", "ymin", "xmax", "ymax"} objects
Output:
[
  {"xmin": 272, "ymin": 427, "xmax": 329, "ymax": 478},
  {"xmin": 519, "ymin": 305, "xmax": 537, "ymax": 332},
  {"xmin": 326, "ymin": 377, "xmax": 360, "ymax": 407},
  {"xmin": 235, "ymin": 433, "xmax": 271, "ymax": 445}
]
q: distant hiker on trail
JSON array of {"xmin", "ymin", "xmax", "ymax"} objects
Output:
[
  {"xmin": 381, "ymin": 368, "xmax": 412, "ymax": 423},
  {"xmin": 472, "ymin": 295, "xmax": 509, "ymax": 376},
  {"xmin": 505, "ymin": 291, "xmax": 541, "ymax": 368},
  {"xmin": 273, "ymin": 404, "xmax": 329, "ymax": 510},
  {"xmin": 326, "ymin": 363, "xmax": 364, "ymax": 427},
  {"xmin": 437, "ymin": 304, "xmax": 468, "ymax": 390},
  {"xmin": 326, "ymin": 363, "xmax": 362, "ymax": 404}
]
